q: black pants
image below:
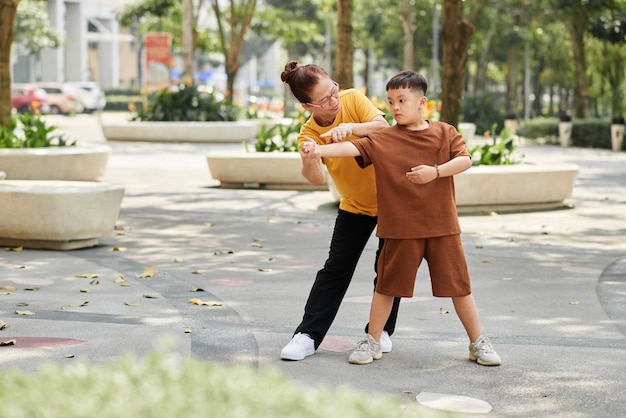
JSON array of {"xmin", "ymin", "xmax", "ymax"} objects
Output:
[{"xmin": 294, "ymin": 209, "xmax": 401, "ymax": 349}]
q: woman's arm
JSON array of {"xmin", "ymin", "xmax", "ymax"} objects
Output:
[{"xmin": 321, "ymin": 114, "xmax": 388, "ymax": 143}]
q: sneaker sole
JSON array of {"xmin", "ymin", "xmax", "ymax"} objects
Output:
[
  {"xmin": 469, "ymin": 354, "xmax": 501, "ymax": 366},
  {"xmin": 349, "ymin": 352, "xmax": 382, "ymax": 365},
  {"xmin": 281, "ymin": 351, "xmax": 314, "ymax": 361}
]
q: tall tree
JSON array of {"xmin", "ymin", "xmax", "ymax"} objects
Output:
[
  {"xmin": 440, "ymin": 0, "xmax": 489, "ymax": 127},
  {"xmin": 0, "ymin": 0, "xmax": 19, "ymax": 129},
  {"xmin": 212, "ymin": 0, "xmax": 257, "ymax": 98},
  {"xmin": 335, "ymin": 0, "xmax": 353, "ymax": 88},
  {"xmin": 399, "ymin": 0, "xmax": 417, "ymax": 70}
]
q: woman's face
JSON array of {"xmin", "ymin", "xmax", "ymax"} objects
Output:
[{"xmin": 304, "ymin": 78, "xmax": 340, "ymax": 116}]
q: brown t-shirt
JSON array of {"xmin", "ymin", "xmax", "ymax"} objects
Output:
[{"xmin": 352, "ymin": 121, "xmax": 470, "ymax": 239}]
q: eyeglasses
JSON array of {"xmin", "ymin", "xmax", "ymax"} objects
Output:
[{"xmin": 306, "ymin": 81, "xmax": 339, "ymax": 108}]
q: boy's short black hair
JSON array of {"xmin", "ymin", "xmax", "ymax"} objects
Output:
[{"xmin": 385, "ymin": 71, "xmax": 428, "ymax": 95}]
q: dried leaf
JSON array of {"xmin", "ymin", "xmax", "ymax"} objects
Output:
[
  {"xmin": 189, "ymin": 298, "xmax": 222, "ymax": 307},
  {"xmin": 142, "ymin": 294, "xmax": 159, "ymax": 299},
  {"xmin": 0, "ymin": 339, "xmax": 16, "ymax": 346},
  {"xmin": 500, "ymin": 277, "xmax": 513, "ymax": 281},
  {"xmin": 191, "ymin": 270, "xmax": 201, "ymax": 275},
  {"xmin": 569, "ymin": 300, "xmax": 580, "ymax": 305},
  {"xmin": 111, "ymin": 246, "xmax": 127, "ymax": 252},
  {"xmin": 135, "ymin": 267, "xmax": 155, "ymax": 278},
  {"xmin": 24, "ymin": 287, "xmax": 40, "ymax": 291},
  {"xmin": 120, "ymin": 283, "xmax": 131, "ymax": 287},
  {"xmin": 114, "ymin": 275, "xmax": 125, "ymax": 283},
  {"xmin": 0, "ymin": 286, "xmax": 17, "ymax": 291},
  {"xmin": 4, "ymin": 246, "xmax": 23, "ymax": 252},
  {"xmin": 0, "ymin": 319, "xmax": 9, "ymax": 330},
  {"xmin": 439, "ymin": 307, "xmax": 449, "ymax": 314},
  {"xmin": 475, "ymin": 245, "xmax": 484, "ymax": 249},
  {"xmin": 251, "ymin": 243, "xmax": 263, "ymax": 248},
  {"xmin": 174, "ymin": 257, "xmax": 184, "ymax": 263},
  {"xmin": 481, "ymin": 259, "xmax": 490, "ymax": 263},
  {"xmin": 189, "ymin": 288, "xmax": 205, "ymax": 292},
  {"xmin": 0, "ymin": 292, "xmax": 10, "ymax": 295},
  {"xmin": 89, "ymin": 280, "xmax": 99, "ymax": 285},
  {"xmin": 258, "ymin": 268, "xmax": 273, "ymax": 272},
  {"xmin": 15, "ymin": 302, "xmax": 28, "ymax": 307},
  {"xmin": 75, "ymin": 273, "xmax": 98, "ymax": 279},
  {"xmin": 15, "ymin": 310, "xmax": 35, "ymax": 315},
  {"xmin": 11, "ymin": 265, "xmax": 26, "ymax": 269},
  {"xmin": 252, "ymin": 237, "xmax": 267, "ymax": 242},
  {"xmin": 80, "ymin": 289, "xmax": 90, "ymax": 293},
  {"xmin": 64, "ymin": 354, "xmax": 75, "ymax": 358},
  {"xmin": 124, "ymin": 301, "xmax": 142, "ymax": 306},
  {"xmin": 183, "ymin": 327, "xmax": 192, "ymax": 333},
  {"xmin": 68, "ymin": 301, "xmax": 89, "ymax": 307}
]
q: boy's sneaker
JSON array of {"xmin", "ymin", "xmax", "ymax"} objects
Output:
[
  {"xmin": 281, "ymin": 333, "xmax": 315, "ymax": 361},
  {"xmin": 469, "ymin": 335, "xmax": 501, "ymax": 366},
  {"xmin": 349, "ymin": 334, "xmax": 382, "ymax": 365},
  {"xmin": 380, "ymin": 330, "xmax": 393, "ymax": 353}
]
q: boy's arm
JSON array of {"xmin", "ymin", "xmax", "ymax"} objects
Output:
[
  {"xmin": 301, "ymin": 137, "xmax": 361, "ymax": 158},
  {"xmin": 406, "ymin": 155, "xmax": 471, "ymax": 184}
]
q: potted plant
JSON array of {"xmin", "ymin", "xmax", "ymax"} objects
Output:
[
  {"xmin": 100, "ymin": 83, "xmax": 259, "ymax": 143},
  {"xmin": 0, "ymin": 113, "xmax": 110, "ymax": 180},
  {"xmin": 558, "ymin": 113, "xmax": 573, "ymax": 147}
]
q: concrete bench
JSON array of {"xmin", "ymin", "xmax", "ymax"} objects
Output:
[
  {"xmin": 102, "ymin": 121, "xmax": 260, "ymax": 143},
  {"xmin": 0, "ymin": 180, "xmax": 125, "ymax": 250}
]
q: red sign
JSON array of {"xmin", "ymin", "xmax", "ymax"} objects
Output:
[{"xmin": 144, "ymin": 32, "xmax": 171, "ymax": 90}]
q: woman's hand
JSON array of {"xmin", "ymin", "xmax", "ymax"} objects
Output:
[
  {"xmin": 299, "ymin": 137, "xmax": 321, "ymax": 163},
  {"xmin": 320, "ymin": 123, "xmax": 352, "ymax": 143}
]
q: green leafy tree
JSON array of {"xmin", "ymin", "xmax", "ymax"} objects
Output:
[{"xmin": 14, "ymin": 0, "xmax": 61, "ymax": 54}]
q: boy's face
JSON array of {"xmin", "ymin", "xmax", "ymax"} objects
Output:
[{"xmin": 386, "ymin": 87, "xmax": 427, "ymax": 127}]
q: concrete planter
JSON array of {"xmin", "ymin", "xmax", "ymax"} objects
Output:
[
  {"xmin": 455, "ymin": 163, "xmax": 579, "ymax": 213},
  {"xmin": 206, "ymin": 151, "xmax": 326, "ymax": 190},
  {"xmin": 0, "ymin": 180, "xmax": 125, "ymax": 250},
  {"xmin": 0, "ymin": 144, "xmax": 110, "ymax": 181},
  {"xmin": 459, "ymin": 122, "xmax": 477, "ymax": 144},
  {"xmin": 101, "ymin": 120, "xmax": 260, "ymax": 143},
  {"xmin": 611, "ymin": 124, "xmax": 624, "ymax": 152},
  {"xmin": 559, "ymin": 121, "xmax": 573, "ymax": 147}
]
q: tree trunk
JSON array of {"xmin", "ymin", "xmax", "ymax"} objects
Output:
[
  {"xmin": 505, "ymin": 45, "xmax": 519, "ymax": 116},
  {"xmin": 0, "ymin": 0, "xmax": 19, "ymax": 129},
  {"xmin": 182, "ymin": 0, "xmax": 194, "ymax": 81},
  {"xmin": 335, "ymin": 0, "xmax": 353, "ymax": 88},
  {"xmin": 570, "ymin": 9, "xmax": 588, "ymax": 118},
  {"xmin": 400, "ymin": 0, "xmax": 416, "ymax": 70},
  {"xmin": 473, "ymin": 25, "xmax": 493, "ymax": 93},
  {"xmin": 440, "ymin": 0, "xmax": 475, "ymax": 127}
]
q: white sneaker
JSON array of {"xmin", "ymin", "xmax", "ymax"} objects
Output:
[
  {"xmin": 280, "ymin": 333, "xmax": 315, "ymax": 361},
  {"xmin": 380, "ymin": 330, "xmax": 393, "ymax": 353},
  {"xmin": 469, "ymin": 335, "xmax": 501, "ymax": 366}
]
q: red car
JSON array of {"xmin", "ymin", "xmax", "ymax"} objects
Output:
[{"xmin": 11, "ymin": 84, "xmax": 50, "ymax": 114}]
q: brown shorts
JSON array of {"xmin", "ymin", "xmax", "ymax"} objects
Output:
[{"xmin": 376, "ymin": 235, "xmax": 472, "ymax": 298}]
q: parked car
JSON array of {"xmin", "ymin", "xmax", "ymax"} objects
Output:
[
  {"xmin": 11, "ymin": 84, "xmax": 50, "ymax": 114},
  {"xmin": 72, "ymin": 82, "xmax": 106, "ymax": 113},
  {"xmin": 33, "ymin": 82, "xmax": 84, "ymax": 114}
]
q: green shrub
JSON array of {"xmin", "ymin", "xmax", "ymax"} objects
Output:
[
  {"xmin": 460, "ymin": 92, "xmax": 505, "ymax": 135},
  {"xmin": 518, "ymin": 117, "xmax": 559, "ymax": 139},
  {"xmin": 131, "ymin": 83, "xmax": 239, "ymax": 122},
  {"xmin": 0, "ymin": 113, "xmax": 75, "ymax": 148},
  {"xmin": 245, "ymin": 108, "xmax": 310, "ymax": 152},
  {"xmin": 570, "ymin": 118, "xmax": 612, "ymax": 148},
  {"xmin": 0, "ymin": 350, "xmax": 446, "ymax": 418}
]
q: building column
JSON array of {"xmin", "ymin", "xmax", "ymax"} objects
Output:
[
  {"xmin": 40, "ymin": 0, "xmax": 65, "ymax": 82},
  {"xmin": 98, "ymin": 18, "xmax": 119, "ymax": 88},
  {"xmin": 65, "ymin": 1, "xmax": 87, "ymax": 81}
]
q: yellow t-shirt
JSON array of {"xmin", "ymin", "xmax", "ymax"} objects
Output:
[{"xmin": 298, "ymin": 89, "xmax": 385, "ymax": 216}]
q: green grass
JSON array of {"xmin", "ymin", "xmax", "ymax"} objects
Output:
[{"xmin": 0, "ymin": 350, "xmax": 449, "ymax": 418}]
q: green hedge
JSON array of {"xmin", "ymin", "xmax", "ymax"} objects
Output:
[
  {"xmin": 0, "ymin": 350, "xmax": 447, "ymax": 418},
  {"xmin": 518, "ymin": 117, "xmax": 619, "ymax": 150}
]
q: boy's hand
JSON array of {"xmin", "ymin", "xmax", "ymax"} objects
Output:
[
  {"xmin": 299, "ymin": 137, "xmax": 321, "ymax": 163},
  {"xmin": 406, "ymin": 165, "xmax": 438, "ymax": 184}
]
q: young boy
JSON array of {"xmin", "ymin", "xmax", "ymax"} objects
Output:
[{"xmin": 301, "ymin": 71, "xmax": 501, "ymax": 366}]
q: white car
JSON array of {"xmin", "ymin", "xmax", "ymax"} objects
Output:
[{"xmin": 72, "ymin": 82, "xmax": 106, "ymax": 113}]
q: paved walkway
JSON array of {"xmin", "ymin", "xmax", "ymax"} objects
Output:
[{"xmin": 1, "ymin": 114, "xmax": 625, "ymax": 417}]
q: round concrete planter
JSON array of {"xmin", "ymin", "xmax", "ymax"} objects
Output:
[
  {"xmin": 611, "ymin": 124, "xmax": 624, "ymax": 152},
  {"xmin": 0, "ymin": 144, "xmax": 110, "ymax": 181},
  {"xmin": 102, "ymin": 120, "xmax": 260, "ymax": 143},
  {"xmin": 0, "ymin": 180, "xmax": 125, "ymax": 250},
  {"xmin": 206, "ymin": 151, "xmax": 327, "ymax": 190}
]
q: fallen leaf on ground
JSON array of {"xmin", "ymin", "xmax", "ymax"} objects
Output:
[
  {"xmin": 251, "ymin": 243, "xmax": 263, "ymax": 248},
  {"xmin": 191, "ymin": 270, "xmax": 201, "ymax": 274},
  {"xmin": 184, "ymin": 327, "xmax": 192, "ymax": 333},
  {"xmin": 252, "ymin": 237, "xmax": 267, "ymax": 242},
  {"xmin": 64, "ymin": 354, "xmax": 75, "ymax": 358},
  {"xmin": 135, "ymin": 267, "xmax": 155, "ymax": 278},
  {"xmin": 15, "ymin": 302, "xmax": 28, "ymax": 307},
  {"xmin": 174, "ymin": 258, "xmax": 184, "ymax": 263},
  {"xmin": 124, "ymin": 302, "xmax": 142, "ymax": 306},
  {"xmin": 0, "ymin": 339, "xmax": 16, "ymax": 346},
  {"xmin": 114, "ymin": 275, "xmax": 125, "ymax": 283},
  {"xmin": 24, "ymin": 287, "xmax": 40, "ymax": 291},
  {"xmin": 11, "ymin": 265, "xmax": 26, "ymax": 269},
  {"xmin": 111, "ymin": 247, "xmax": 127, "ymax": 252},
  {"xmin": 569, "ymin": 300, "xmax": 580, "ymax": 305},
  {"xmin": 75, "ymin": 273, "xmax": 98, "ymax": 279},
  {"xmin": 0, "ymin": 286, "xmax": 17, "ymax": 291},
  {"xmin": 80, "ymin": 289, "xmax": 90, "ymax": 293},
  {"xmin": 189, "ymin": 298, "xmax": 222, "ymax": 306},
  {"xmin": 500, "ymin": 277, "xmax": 513, "ymax": 281},
  {"xmin": 481, "ymin": 259, "xmax": 490, "ymax": 263},
  {"xmin": 4, "ymin": 246, "xmax": 23, "ymax": 252},
  {"xmin": 68, "ymin": 301, "xmax": 89, "ymax": 307},
  {"xmin": 15, "ymin": 310, "xmax": 35, "ymax": 315},
  {"xmin": 142, "ymin": 294, "xmax": 159, "ymax": 299},
  {"xmin": 90, "ymin": 280, "xmax": 99, "ymax": 285},
  {"xmin": 439, "ymin": 308, "xmax": 449, "ymax": 314},
  {"xmin": 0, "ymin": 319, "xmax": 9, "ymax": 330},
  {"xmin": 258, "ymin": 268, "xmax": 272, "ymax": 272},
  {"xmin": 189, "ymin": 288, "xmax": 205, "ymax": 292}
]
